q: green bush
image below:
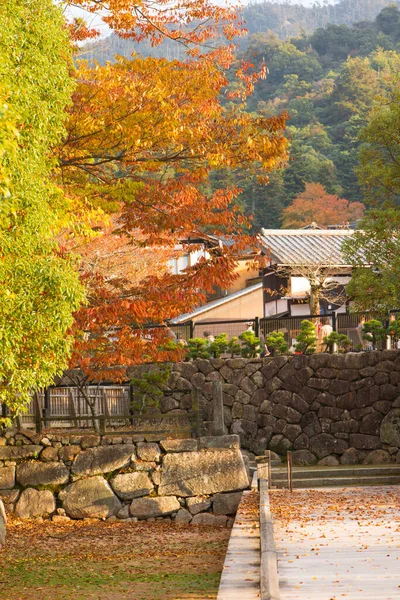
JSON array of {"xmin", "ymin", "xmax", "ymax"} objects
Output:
[
  {"xmin": 294, "ymin": 320, "xmax": 317, "ymax": 354},
  {"xmin": 323, "ymin": 331, "xmax": 352, "ymax": 352},
  {"xmin": 227, "ymin": 336, "xmax": 242, "ymax": 358},
  {"xmin": 187, "ymin": 337, "xmax": 212, "ymax": 359},
  {"xmin": 239, "ymin": 330, "xmax": 261, "ymax": 358},
  {"xmin": 362, "ymin": 319, "xmax": 386, "ymax": 348},
  {"xmin": 266, "ymin": 331, "xmax": 288, "ymax": 356}
]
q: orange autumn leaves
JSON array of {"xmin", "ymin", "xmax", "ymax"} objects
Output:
[
  {"xmin": 59, "ymin": 1, "xmax": 288, "ymax": 380},
  {"xmin": 282, "ymin": 183, "xmax": 365, "ymax": 229}
]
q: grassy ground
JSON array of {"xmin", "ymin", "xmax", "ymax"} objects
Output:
[{"xmin": 0, "ymin": 517, "xmax": 230, "ymax": 600}]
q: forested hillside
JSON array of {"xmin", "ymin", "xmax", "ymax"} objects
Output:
[
  {"xmin": 243, "ymin": 0, "xmax": 399, "ymax": 39},
  {"xmin": 83, "ymin": 2, "xmax": 400, "ymax": 229},
  {"xmin": 83, "ymin": 0, "xmax": 399, "ymax": 63},
  {"xmin": 232, "ymin": 4, "xmax": 400, "ymax": 228}
]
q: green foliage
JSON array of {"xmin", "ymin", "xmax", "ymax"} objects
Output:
[
  {"xmin": 323, "ymin": 331, "xmax": 352, "ymax": 352},
  {"xmin": 86, "ymin": 4, "xmax": 400, "ymax": 226},
  {"xmin": 130, "ymin": 366, "xmax": 171, "ymax": 413},
  {"xmin": 210, "ymin": 334, "xmax": 229, "ymax": 358},
  {"xmin": 187, "ymin": 333, "xmax": 242, "ymax": 359},
  {"xmin": 294, "ymin": 320, "xmax": 317, "ymax": 354},
  {"xmin": 239, "ymin": 330, "xmax": 261, "ymax": 358},
  {"xmin": 357, "ymin": 63, "xmax": 400, "ymax": 206},
  {"xmin": 362, "ymin": 319, "xmax": 387, "ymax": 348},
  {"xmin": 388, "ymin": 317, "xmax": 400, "ymax": 342},
  {"xmin": 0, "ymin": 0, "xmax": 84, "ymax": 415},
  {"xmin": 265, "ymin": 331, "xmax": 288, "ymax": 356},
  {"xmin": 343, "ymin": 208, "xmax": 400, "ymax": 312},
  {"xmin": 227, "ymin": 336, "xmax": 242, "ymax": 358},
  {"xmin": 187, "ymin": 338, "xmax": 212, "ymax": 360}
]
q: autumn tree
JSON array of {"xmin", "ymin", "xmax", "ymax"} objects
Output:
[
  {"xmin": 56, "ymin": 2, "xmax": 289, "ymax": 393},
  {"xmin": 0, "ymin": 0, "xmax": 84, "ymax": 415},
  {"xmin": 282, "ymin": 183, "xmax": 365, "ymax": 228}
]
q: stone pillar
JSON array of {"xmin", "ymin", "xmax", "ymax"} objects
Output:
[{"xmin": 212, "ymin": 380, "xmax": 225, "ymax": 436}]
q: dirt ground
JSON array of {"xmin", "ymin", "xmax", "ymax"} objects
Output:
[{"xmin": 0, "ymin": 517, "xmax": 230, "ymax": 600}]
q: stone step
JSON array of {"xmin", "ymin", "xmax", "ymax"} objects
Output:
[
  {"xmin": 271, "ymin": 465, "xmax": 400, "ymax": 481},
  {"xmin": 272, "ymin": 475, "xmax": 400, "ymax": 489}
]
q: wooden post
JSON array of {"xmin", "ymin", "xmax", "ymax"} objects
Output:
[
  {"xmin": 267, "ymin": 449, "xmax": 272, "ymax": 489},
  {"xmin": 68, "ymin": 389, "xmax": 78, "ymax": 429},
  {"xmin": 191, "ymin": 388, "xmax": 201, "ymax": 438},
  {"xmin": 33, "ymin": 391, "xmax": 42, "ymax": 434},
  {"xmin": 287, "ymin": 450, "xmax": 293, "ymax": 492},
  {"xmin": 212, "ymin": 380, "xmax": 224, "ymax": 436},
  {"xmin": 14, "ymin": 414, "xmax": 22, "ymax": 430},
  {"xmin": 99, "ymin": 414, "xmax": 106, "ymax": 435},
  {"xmin": 43, "ymin": 387, "xmax": 50, "ymax": 430}
]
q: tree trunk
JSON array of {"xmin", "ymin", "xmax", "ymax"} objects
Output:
[{"xmin": 309, "ymin": 284, "xmax": 320, "ymax": 316}]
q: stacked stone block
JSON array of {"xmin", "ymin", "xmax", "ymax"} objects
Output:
[{"xmin": 0, "ymin": 432, "xmax": 248, "ymax": 525}]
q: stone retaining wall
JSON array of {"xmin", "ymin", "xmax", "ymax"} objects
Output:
[
  {"xmin": 0, "ymin": 432, "xmax": 248, "ymax": 525},
  {"xmin": 145, "ymin": 351, "xmax": 400, "ymax": 466}
]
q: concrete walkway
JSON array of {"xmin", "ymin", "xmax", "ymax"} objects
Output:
[
  {"xmin": 217, "ymin": 490, "xmax": 260, "ymax": 600},
  {"xmin": 270, "ymin": 486, "xmax": 400, "ymax": 600}
]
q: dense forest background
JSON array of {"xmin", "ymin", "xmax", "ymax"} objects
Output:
[{"xmin": 84, "ymin": 0, "xmax": 400, "ymax": 229}]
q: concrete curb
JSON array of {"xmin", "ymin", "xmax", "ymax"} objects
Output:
[
  {"xmin": 217, "ymin": 482, "xmax": 260, "ymax": 600},
  {"xmin": 259, "ymin": 479, "xmax": 280, "ymax": 600}
]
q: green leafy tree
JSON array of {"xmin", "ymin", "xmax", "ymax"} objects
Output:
[
  {"xmin": 343, "ymin": 208, "xmax": 400, "ymax": 312},
  {"xmin": 239, "ymin": 330, "xmax": 261, "ymax": 358},
  {"xmin": 209, "ymin": 334, "xmax": 229, "ymax": 358},
  {"xmin": 187, "ymin": 338, "xmax": 212, "ymax": 360},
  {"xmin": 227, "ymin": 336, "xmax": 242, "ymax": 358},
  {"xmin": 294, "ymin": 320, "xmax": 317, "ymax": 354},
  {"xmin": 323, "ymin": 331, "xmax": 352, "ymax": 352},
  {"xmin": 362, "ymin": 319, "xmax": 387, "ymax": 349},
  {"xmin": 0, "ymin": 0, "xmax": 84, "ymax": 417},
  {"xmin": 131, "ymin": 366, "xmax": 171, "ymax": 413},
  {"xmin": 357, "ymin": 66, "xmax": 400, "ymax": 206},
  {"xmin": 266, "ymin": 331, "xmax": 288, "ymax": 356}
]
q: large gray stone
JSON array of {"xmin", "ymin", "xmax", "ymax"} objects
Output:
[
  {"xmin": 0, "ymin": 466, "xmax": 15, "ymax": 490},
  {"xmin": 175, "ymin": 508, "xmax": 192, "ymax": 523},
  {"xmin": 0, "ymin": 500, "xmax": 6, "ymax": 547},
  {"xmin": 269, "ymin": 434, "xmax": 292, "ymax": 455},
  {"xmin": 130, "ymin": 496, "xmax": 180, "ymax": 518},
  {"xmin": 59, "ymin": 476, "xmax": 122, "ymax": 519},
  {"xmin": 380, "ymin": 409, "xmax": 400, "ymax": 446},
  {"xmin": 16, "ymin": 462, "xmax": 69, "ymax": 488},
  {"xmin": 136, "ymin": 443, "xmax": 161, "ymax": 462},
  {"xmin": 213, "ymin": 491, "xmax": 242, "ymax": 515},
  {"xmin": 199, "ymin": 435, "xmax": 240, "ymax": 450},
  {"xmin": 292, "ymin": 450, "xmax": 318, "ymax": 466},
  {"xmin": 160, "ymin": 439, "xmax": 198, "ymax": 453},
  {"xmin": 340, "ymin": 447, "xmax": 364, "ymax": 465},
  {"xmin": 186, "ymin": 495, "xmax": 212, "ymax": 515},
  {"xmin": 309, "ymin": 433, "xmax": 348, "ymax": 459},
  {"xmin": 349, "ymin": 433, "xmax": 381, "ymax": 450},
  {"xmin": 111, "ymin": 472, "xmax": 153, "ymax": 500},
  {"xmin": 364, "ymin": 449, "xmax": 391, "ymax": 464},
  {"xmin": 72, "ymin": 444, "xmax": 135, "ymax": 476},
  {"xmin": 0, "ymin": 445, "xmax": 42, "ymax": 460},
  {"xmin": 15, "ymin": 488, "xmax": 55, "ymax": 518},
  {"xmin": 159, "ymin": 449, "xmax": 248, "ymax": 497},
  {"xmin": 191, "ymin": 513, "xmax": 227, "ymax": 526}
]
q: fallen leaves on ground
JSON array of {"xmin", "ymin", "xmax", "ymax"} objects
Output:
[{"xmin": 0, "ymin": 517, "xmax": 230, "ymax": 600}]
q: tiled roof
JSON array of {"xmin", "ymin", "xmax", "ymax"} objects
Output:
[
  {"xmin": 171, "ymin": 282, "xmax": 263, "ymax": 324},
  {"xmin": 259, "ymin": 228, "xmax": 357, "ymax": 266}
]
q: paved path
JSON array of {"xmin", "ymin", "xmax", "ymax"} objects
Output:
[
  {"xmin": 270, "ymin": 486, "xmax": 400, "ymax": 600},
  {"xmin": 217, "ymin": 490, "xmax": 260, "ymax": 600}
]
